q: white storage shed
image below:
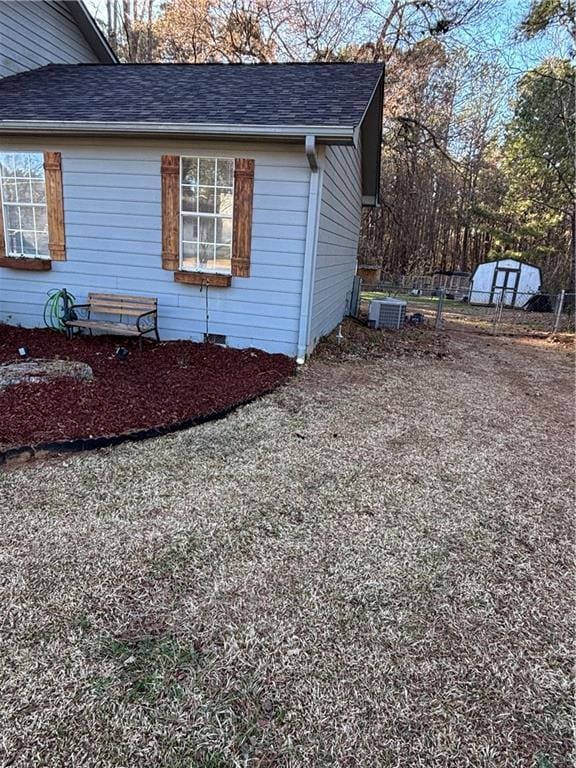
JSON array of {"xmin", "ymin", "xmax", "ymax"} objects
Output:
[{"xmin": 469, "ymin": 259, "xmax": 542, "ymax": 308}]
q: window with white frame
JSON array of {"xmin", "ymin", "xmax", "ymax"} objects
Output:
[
  {"xmin": 180, "ymin": 157, "xmax": 234, "ymax": 273},
  {"xmin": 0, "ymin": 153, "xmax": 49, "ymax": 258}
]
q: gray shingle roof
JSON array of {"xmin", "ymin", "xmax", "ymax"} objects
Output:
[{"xmin": 0, "ymin": 63, "xmax": 383, "ymax": 128}]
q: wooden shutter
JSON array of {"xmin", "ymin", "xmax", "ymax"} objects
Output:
[
  {"xmin": 0, "ymin": 185, "xmax": 5, "ymax": 258},
  {"xmin": 161, "ymin": 155, "xmax": 180, "ymax": 271},
  {"xmin": 44, "ymin": 152, "xmax": 66, "ymax": 261},
  {"xmin": 231, "ymin": 158, "xmax": 255, "ymax": 278}
]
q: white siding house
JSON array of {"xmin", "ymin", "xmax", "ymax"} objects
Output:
[
  {"xmin": 0, "ymin": 3, "xmax": 383, "ymax": 360},
  {"xmin": 310, "ymin": 144, "xmax": 363, "ymax": 347},
  {"xmin": 0, "ymin": 137, "xmax": 309, "ymax": 357}
]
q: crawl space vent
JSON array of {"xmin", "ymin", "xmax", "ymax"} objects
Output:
[
  {"xmin": 368, "ymin": 298, "xmax": 407, "ymax": 330},
  {"xmin": 204, "ymin": 333, "xmax": 227, "ymax": 345}
]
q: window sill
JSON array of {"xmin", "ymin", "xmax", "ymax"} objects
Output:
[
  {"xmin": 174, "ymin": 271, "xmax": 231, "ymax": 287},
  {"xmin": 0, "ymin": 256, "xmax": 51, "ymax": 271}
]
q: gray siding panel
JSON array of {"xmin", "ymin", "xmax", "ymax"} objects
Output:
[
  {"xmin": 0, "ymin": 138, "xmax": 310, "ymax": 357},
  {"xmin": 0, "ymin": 1, "xmax": 99, "ymax": 78},
  {"xmin": 309, "ymin": 144, "xmax": 362, "ymax": 347}
]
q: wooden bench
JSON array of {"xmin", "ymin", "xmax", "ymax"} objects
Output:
[{"xmin": 65, "ymin": 293, "xmax": 159, "ymax": 345}]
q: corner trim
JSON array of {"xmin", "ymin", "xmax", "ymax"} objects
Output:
[{"xmin": 296, "ymin": 153, "xmax": 324, "ymax": 362}]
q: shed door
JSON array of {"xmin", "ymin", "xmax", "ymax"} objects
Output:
[{"xmin": 491, "ymin": 268, "xmax": 520, "ymax": 306}]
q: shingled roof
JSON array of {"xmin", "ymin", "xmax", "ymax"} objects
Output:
[{"xmin": 0, "ymin": 62, "xmax": 383, "ymax": 134}]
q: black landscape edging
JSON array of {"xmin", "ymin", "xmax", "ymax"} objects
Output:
[{"xmin": 0, "ymin": 387, "xmax": 275, "ymax": 468}]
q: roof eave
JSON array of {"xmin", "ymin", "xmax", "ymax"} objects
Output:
[
  {"xmin": 67, "ymin": 1, "xmax": 119, "ymax": 64},
  {"xmin": 0, "ymin": 120, "xmax": 355, "ymax": 144}
]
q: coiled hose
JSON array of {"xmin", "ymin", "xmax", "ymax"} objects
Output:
[{"xmin": 44, "ymin": 288, "xmax": 76, "ymax": 332}]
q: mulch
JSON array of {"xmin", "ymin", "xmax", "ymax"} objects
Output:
[{"xmin": 0, "ymin": 325, "xmax": 295, "ymax": 449}]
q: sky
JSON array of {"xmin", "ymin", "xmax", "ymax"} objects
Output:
[{"xmin": 463, "ymin": 1, "xmax": 569, "ymax": 75}]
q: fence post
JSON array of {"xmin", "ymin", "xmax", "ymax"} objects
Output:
[
  {"xmin": 491, "ymin": 293, "xmax": 503, "ymax": 335},
  {"xmin": 553, "ymin": 289, "xmax": 566, "ymax": 334},
  {"xmin": 435, "ymin": 288, "xmax": 445, "ymax": 330}
]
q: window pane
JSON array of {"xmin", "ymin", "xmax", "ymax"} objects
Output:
[
  {"xmin": 28, "ymin": 154, "xmax": 44, "ymax": 178},
  {"xmin": 13, "ymin": 154, "xmax": 29, "ymax": 177},
  {"xmin": 2, "ymin": 181, "xmax": 16, "ymax": 202},
  {"xmin": 19, "ymin": 206, "xmax": 34, "ymax": 230},
  {"xmin": 182, "ymin": 186, "xmax": 197, "ymax": 212},
  {"xmin": 181, "ymin": 158, "xmax": 198, "ymax": 186},
  {"xmin": 199, "ymin": 158, "xmax": 215, "ymax": 186},
  {"xmin": 182, "ymin": 157, "xmax": 198, "ymax": 185},
  {"xmin": 17, "ymin": 180, "xmax": 31, "ymax": 203},
  {"xmin": 182, "ymin": 215, "xmax": 198, "ymax": 242},
  {"xmin": 198, "ymin": 242, "xmax": 214, "ymax": 267},
  {"xmin": 21, "ymin": 231, "xmax": 36, "ymax": 255},
  {"xmin": 7, "ymin": 230, "xmax": 22, "ymax": 254},
  {"xmin": 31, "ymin": 181, "xmax": 45, "ymax": 203},
  {"xmin": 6, "ymin": 207, "xmax": 20, "ymax": 230},
  {"xmin": 215, "ymin": 245, "xmax": 231, "ymax": 269},
  {"xmin": 216, "ymin": 218, "xmax": 232, "ymax": 245},
  {"xmin": 216, "ymin": 159, "xmax": 233, "ymax": 187},
  {"xmin": 33, "ymin": 207, "xmax": 47, "ymax": 232},
  {"xmin": 198, "ymin": 186, "xmax": 215, "ymax": 214},
  {"xmin": 216, "ymin": 189, "xmax": 233, "ymax": 215},
  {"xmin": 36, "ymin": 231, "xmax": 49, "ymax": 256},
  {"xmin": 198, "ymin": 217, "xmax": 214, "ymax": 243},
  {"xmin": 182, "ymin": 240, "xmax": 198, "ymax": 267},
  {"xmin": 1, "ymin": 154, "xmax": 15, "ymax": 176}
]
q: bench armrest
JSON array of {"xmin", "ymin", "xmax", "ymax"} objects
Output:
[
  {"xmin": 64, "ymin": 302, "xmax": 91, "ymax": 323},
  {"xmin": 136, "ymin": 308, "xmax": 157, "ymax": 333}
]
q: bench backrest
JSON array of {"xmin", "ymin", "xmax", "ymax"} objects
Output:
[{"xmin": 87, "ymin": 293, "xmax": 157, "ymax": 317}]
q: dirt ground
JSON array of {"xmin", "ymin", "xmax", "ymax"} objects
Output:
[{"xmin": 0, "ymin": 326, "xmax": 574, "ymax": 767}]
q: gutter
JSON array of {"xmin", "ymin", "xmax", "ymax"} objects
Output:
[
  {"xmin": 297, "ymin": 136, "xmax": 323, "ymax": 363},
  {"xmin": 0, "ymin": 120, "xmax": 355, "ymax": 144}
]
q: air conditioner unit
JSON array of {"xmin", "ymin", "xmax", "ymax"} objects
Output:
[{"xmin": 368, "ymin": 298, "xmax": 407, "ymax": 330}]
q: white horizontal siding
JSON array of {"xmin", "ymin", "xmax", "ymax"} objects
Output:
[
  {"xmin": 309, "ymin": 144, "xmax": 362, "ymax": 347},
  {"xmin": 0, "ymin": 0, "xmax": 99, "ymax": 78},
  {"xmin": 0, "ymin": 137, "xmax": 310, "ymax": 357}
]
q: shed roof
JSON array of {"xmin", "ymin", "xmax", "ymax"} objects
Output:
[{"xmin": 0, "ymin": 62, "xmax": 383, "ymax": 138}]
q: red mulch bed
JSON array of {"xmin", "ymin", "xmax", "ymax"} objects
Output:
[{"xmin": 0, "ymin": 325, "xmax": 295, "ymax": 449}]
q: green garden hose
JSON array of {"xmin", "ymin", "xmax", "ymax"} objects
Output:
[{"xmin": 44, "ymin": 288, "xmax": 76, "ymax": 332}]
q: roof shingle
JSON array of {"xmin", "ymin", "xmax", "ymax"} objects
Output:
[{"xmin": 0, "ymin": 62, "xmax": 383, "ymax": 128}]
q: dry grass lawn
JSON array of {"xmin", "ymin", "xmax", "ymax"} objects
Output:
[{"xmin": 0, "ymin": 328, "xmax": 574, "ymax": 767}]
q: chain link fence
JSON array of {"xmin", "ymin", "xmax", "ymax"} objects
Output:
[{"xmin": 360, "ymin": 286, "xmax": 576, "ymax": 337}]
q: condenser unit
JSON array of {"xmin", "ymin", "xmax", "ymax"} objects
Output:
[{"xmin": 368, "ymin": 298, "xmax": 407, "ymax": 330}]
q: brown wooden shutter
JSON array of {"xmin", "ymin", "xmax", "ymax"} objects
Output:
[
  {"xmin": 0, "ymin": 185, "xmax": 6, "ymax": 258},
  {"xmin": 231, "ymin": 158, "xmax": 255, "ymax": 278},
  {"xmin": 44, "ymin": 152, "xmax": 66, "ymax": 261},
  {"xmin": 161, "ymin": 155, "xmax": 180, "ymax": 271}
]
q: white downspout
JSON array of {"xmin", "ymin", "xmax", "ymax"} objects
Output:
[{"xmin": 297, "ymin": 136, "xmax": 323, "ymax": 363}]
